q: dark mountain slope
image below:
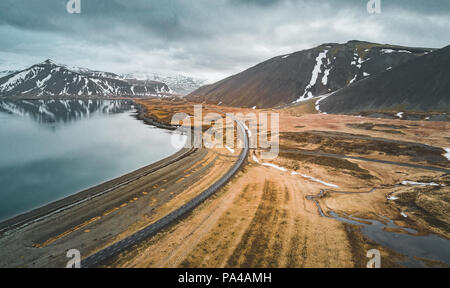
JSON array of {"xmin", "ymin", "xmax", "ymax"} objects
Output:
[
  {"xmin": 319, "ymin": 45, "xmax": 450, "ymax": 113},
  {"xmin": 187, "ymin": 41, "xmax": 432, "ymax": 108}
]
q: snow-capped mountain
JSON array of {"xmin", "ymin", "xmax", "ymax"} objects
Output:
[
  {"xmin": 187, "ymin": 41, "xmax": 433, "ymax": 108},
  {"xmin": 0, "ymin": 60, "xmax": 172, "ymax": 98},
  {"xmin": 121, "ymin": 72, "xmax": 207, "ymax": 95}
]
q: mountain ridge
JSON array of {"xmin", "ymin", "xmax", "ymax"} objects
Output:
[
  {"xmin": 0, "ymin": 60, "xmax": 172, "ymax": 99},
  {"xmin": 318, "ymin": 45, "xmax": 450, "ymax": 113},
  {"xmin": 121, "ymin": 72, "xmax": 207, "ymax": 96},
  {"xmin": 186, "ymin": 40, "xmax": 434, "ymax": 108}
]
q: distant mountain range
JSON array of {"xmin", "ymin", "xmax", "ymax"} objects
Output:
[
  {"xmin": 121, "ymin": 72, "xmax": 207, "ymax": 95},
  {"xmin": 0, "ymin": 62, "xmax": 206, "ymax": 98},
  {"xmin": 0, "ymin": 60, "xmax": 173, "ymax": 98},
  {"xmin": 187, "ymin": 40, "xmax": 443, "ymax": 110}
]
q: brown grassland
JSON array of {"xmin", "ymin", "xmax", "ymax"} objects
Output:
[{"xmin": 107, "ymin": 98, "xmax": 450, "ymax": 268}]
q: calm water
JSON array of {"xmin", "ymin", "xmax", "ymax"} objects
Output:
[
  {"xmin": 0, "ymin": 99, "xmax": 186, "ymax": 221},
  {"xmin": 329, "ymin": 212, "xmax": 450, "ymax": 267}
]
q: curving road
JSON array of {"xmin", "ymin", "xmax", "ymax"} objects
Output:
[{"xmin": 81, "ymin": 115, "xmax": 249, "ymax": 268}]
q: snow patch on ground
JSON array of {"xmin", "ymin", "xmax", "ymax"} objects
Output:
[
  {"xmin": 396, "ymin": 112, "xmax": 404, "ymax": 119},
  {"xmin": 387, "ymin": 196, "xmax": 399, "ymax": 201},
  {"xmin": 262, "ymin": 163, "xmax": 287, "ymax": 172},
  {"xmin": 401, "ymin": 181, "xmax": 445, "ymax": 187},
  {"xmin": 225, "ymin": 146, "xmax": 235, "ymax": 153},
  {"xmin": 298, "ymin": 174, "xmax": 339, "ymax": 188},
  {"xmin": 363, "ymin": 72, "xmax": 370, "ymax": 77},
  {"xmin": 262, "ymin": 162, "xmax": 339, "ymax": 188}
]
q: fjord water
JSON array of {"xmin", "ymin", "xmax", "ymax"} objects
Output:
[{"xmin": 0, "ymin": 100, "xmax": 185, "ymax": 221}]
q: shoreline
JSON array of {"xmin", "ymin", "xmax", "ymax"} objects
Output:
[
  {"xmin": 0, "ymin": 99, "xmax": 249, "ymax": 268},
  {"xmin": 134, "ymin": 102, "xmax": 179, "ymax": 131},
  {"xmin": 81, "ymin": 114, "xmax": 249, "ymax": 267},
  {"xmin": 0, "ymin": 101, "xmax": 190, "ymax": 235}
]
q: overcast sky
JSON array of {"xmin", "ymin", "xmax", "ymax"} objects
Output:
[{"xmin": 0, "ymin": 0, "xmax": 449, "ymax": 82}]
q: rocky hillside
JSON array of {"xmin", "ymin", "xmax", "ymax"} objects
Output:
[
  {"xmin": 187, "ymin": 41, "xmax": 433, "ymax": 108},
  {"xmin": 318, "ymin": 45, "xmax": 450, "ymax": 114}
]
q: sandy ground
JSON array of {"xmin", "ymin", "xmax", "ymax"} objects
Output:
[
  {"xmin": 107, "ymin": 99, "xmax": 449, "ymax": 268},
  {"xmin": 110, "ymin": 165, "xmax": 356, "ymax": 268},
  {"xmin": 111, "ymin": 159, "xmax": 430, "ymax": 268}
]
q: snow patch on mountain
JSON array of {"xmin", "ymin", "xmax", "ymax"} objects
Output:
[
  {"xmin": 444, "ymin": 148, "xmax": 450, "ymax": 161},
  {"xmin": 322, "ymin": 68, "xmax": 331, "ymax": 85},
  {"xmin": 294, "ymin": 50, "xmax": 328, "ymax": 102},
  {"xmin": 349, "ymin": 75, "xmax": 357, "ymax": 85},
  {"xmin": 381, "ymin": 49, "xmax": 412, "ymax": 54},
  {"xmin": 315, "ymin": 92, "xmax": 334, "ymax": 113}
]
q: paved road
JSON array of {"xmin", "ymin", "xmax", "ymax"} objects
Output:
[
  {"xmin": 279, "ymin": 148, "xmax": 450, "ymax": 174},
  {"xmin": 81, "ymin": 116, "xmax": 249, "ymax": 268}
]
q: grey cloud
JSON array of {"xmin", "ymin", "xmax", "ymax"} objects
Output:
[{"xmin": 0, "ymin": 0, "xmax": 448, "ymax": 82}]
